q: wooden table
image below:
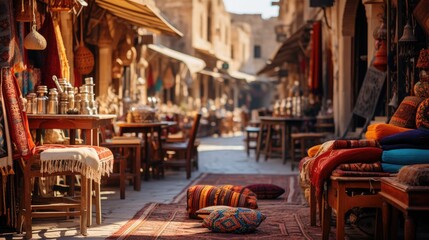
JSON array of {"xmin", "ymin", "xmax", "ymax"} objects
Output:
[
  {"xmin": 256, "ymin": 116, "xmax": 311, "ymax": 163},
  {"xmin": 27, "ymin": 114, "xmax": 116, "ymax": 226},
  {"xmin": 27, "ymin": 114, "xmax": 116, "ymax": 145},
  {"xmin": 379, "ymin": 177, "xmax": 429, "ymax": 240},
  {"xmin": 116, "ymin": 121, "xmax": 173, "ymax": 181}
]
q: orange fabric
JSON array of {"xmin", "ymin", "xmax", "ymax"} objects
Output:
[
  {"xmin": 307, "ymin": 144, "xmax": 321, "ymax": 157},
  {"xmin": 365, "ymin": 123, "xmax": 412, "ymax": 141}
]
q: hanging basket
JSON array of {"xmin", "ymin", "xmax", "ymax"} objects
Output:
[{"xmin": 74, "ymin": 43, "xmax": 94, "ymax": 75}]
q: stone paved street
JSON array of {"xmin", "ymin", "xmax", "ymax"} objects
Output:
[{"xmin": 27, "ymin": 133, "xmax": 296, "ymax": 239}]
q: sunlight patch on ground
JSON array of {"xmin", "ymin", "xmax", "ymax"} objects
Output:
[{"xmin": 199, "ymin": 145, "xmax": 244, "ymax": 151}]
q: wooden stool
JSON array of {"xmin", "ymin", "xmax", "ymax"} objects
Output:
[
  {"xmin": 290, "ymin": 132, "xmax": 325, "ymax": 170},
  {"xmin": 313, "ymin": 176, "xmax": 384, "ymax": 240},
  {"xmin": 245, "ymin": 126, "xmax": 260, "ymax": 157},
  {"xmin": 380, "ymin": 177, "xmax": 429, "ymax": 240}
]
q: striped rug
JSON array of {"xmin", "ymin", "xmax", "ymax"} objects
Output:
[{"xmin": 107, "ymin": 173, "xmax": 371, "ymax": 240}]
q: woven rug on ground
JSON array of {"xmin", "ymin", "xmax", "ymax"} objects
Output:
[{"xmin": 107, "ymin": 173, "xmax": 373, "ymax": 240}]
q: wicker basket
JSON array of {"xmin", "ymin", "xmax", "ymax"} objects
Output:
[{"xmin": 74, "ymin": 43, "xmax": 94, "ymax": 75}]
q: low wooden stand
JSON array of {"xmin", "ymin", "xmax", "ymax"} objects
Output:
[
  {"xmin": 379, "ymin": 177, "xmax": 429, "ymax": 240},
  {"xmin": 314, "ymin": 176, "xmax": 383, "ymax": 239}
]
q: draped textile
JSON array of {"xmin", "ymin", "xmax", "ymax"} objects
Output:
[
  {"xmin": 380, "ymin": 127, "xmax": 429, "ymax": 150},
  {"xmin": 310, "ymin": 147, "xmax": 383, "ymax": 197},
  {"xmin": 39, "ymin": 13, "xmax": 62, "ymax": 89},
  {"xmin": 1, "ymin": 67, "xmax": 35, "ymax": 160},
  {"xmin": 35, "ymin": 144, "xmax": 114, "ymax": 183},
  {"xmin": 309, "ymin": 21, "xmax": 322, "ymax": 95},
  {"xmin": 365, "ymin": 123, "xmax": 412, "ymax": 141}
]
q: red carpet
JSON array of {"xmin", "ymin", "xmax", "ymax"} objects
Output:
[{"xmin": 107, "ymin": 173, "xmax": 372, "ymax": 240}]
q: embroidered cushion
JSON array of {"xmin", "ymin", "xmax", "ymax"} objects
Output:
[
  {"xmin": 414, "ymin": 81, "xmax": 429, "ymax": 99},
  {"xmin": 195, "ymin": 205, "xmax": 233, "ymax": 219},
  {"xmin": 416, "ymin": 98, "xmax": 429, "ymax": 129},
  {"xmin": 202, "ymin": 207, "xmax": 266, "ymax": 233},
  {"xmin": 389, "ymin": 96, "xmax": 424, "ymax": 129},
  {"xmin": 244, "ymin": 184, "xmax": 285, "ymax": 199},
  {"xmin": 187, "ymin": 185, "xmax": 258, "ymax": 219}
]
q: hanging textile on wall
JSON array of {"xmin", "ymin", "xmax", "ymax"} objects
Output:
[
  {"xmin": 39, "ymin": 13, "xmax": 63, "ymax": 89},
  {"xmin": 163, "ymin": 64, "xmax": 175, "ymax": 90},
  {"xmin": 309, "ymin": 21, "xmax": 323, "ymax": 96},
  {"xmin": 146, "ymin": 64, "xmax": 155, "ymax": 95}
]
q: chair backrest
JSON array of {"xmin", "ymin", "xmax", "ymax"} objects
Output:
[{"xmin": 186, "ymin": 113, "xmax": 202, "ymax": 158}]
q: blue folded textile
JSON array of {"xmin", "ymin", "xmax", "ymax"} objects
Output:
[
  {"xmin": 382, "ymin": 148, "xmax": 429, "ymax": 165},
  {"xmin": 380, "ymin": 127, "xmax": 429, "ymax": 149},
  {"xmin": 381, "ymin": 162, "xmax": 406, "ymax": 173}
]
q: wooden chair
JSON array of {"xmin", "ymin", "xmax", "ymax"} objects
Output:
[
  {"xmin": 100, "ymin": 124, "xmax": 143, "ymax": 199},
  {"xmin": 100, "ymin": 137, "xmax": 142, "ymax": 199},
  {"xmin": 244, "ymin": 126, "xmax": 260, "ymax": 157},
  {"xmin": 162, "ymin": 113, "xmax": 201, "ymax": 179},
  {"xmin": 290, "ymin": 132, "xmax": 325, "ymax": 170}
]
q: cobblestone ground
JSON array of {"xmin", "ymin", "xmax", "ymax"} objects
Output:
[{"xmin": 25, "ymin": 133, "xmax": 296, "ymax": 239}]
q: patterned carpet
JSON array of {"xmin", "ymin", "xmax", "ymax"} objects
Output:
[{"xmin": 107, "ymin": 173, "xmax": 372, "ymax": 240}]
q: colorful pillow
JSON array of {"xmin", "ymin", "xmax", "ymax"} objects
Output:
[
  {"xmin": 217, "ymin": 185, "xmax": 257, "ymax": 198},
  {"xmin": 202, "ymin": 207, "xmax": 266, "ymax": 233},
  {"xmin": 187, "ymin": 185, "xmax": 258, "ymax": 219},
  {"xmin": 244, "ymin": 184, "xmax": 285, "ymax": 199},
  {"xmin": 416, "ymin": 98, "xmax": 429, "ymax": 129},
  {"xmin": 195, "ymin": 205, "xmax": 233, "ymax": 219},
  {"xmin": 365, "ymin": 123, "xmax": 412, "ymax": 141},
  {"xmin": 382, "ymin": 148, "xmax": 429, "ymax": 165},
  {"xmin": 389, "ymin": 96, "xmax": 425, "ymax": 129},
  {"xmin": 414, "ymin": 81, "xmax": 429, "ymax": 99}
]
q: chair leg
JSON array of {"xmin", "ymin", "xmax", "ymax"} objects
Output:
[
  {"xmin": 94, "ymin": 182, "xmax": 102, "ymax": 225},
  {"xmin": 24, "ymin": 172, "xmax": 32, "ymax": 239},
  {"xmin": 80, "ymin": 175, "xmax": 88, "ymax": 236},
  {"xmin": 186, "ymin": 158, "xmax": 191, "ymax": 179},
  {"xmin": 86, "ymin": 178, "xmax": 92, "ymax": 227},
  {"xmin": 120, "ymin": 156, "xmax": 126, "ymax": 200}
]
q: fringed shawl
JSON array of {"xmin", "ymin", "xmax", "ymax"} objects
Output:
[{"xmin": 36, "ymin": 144, "xmax": 114, "ymax": 183}]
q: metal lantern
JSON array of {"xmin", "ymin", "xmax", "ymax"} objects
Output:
[{"xmin": 398, "ymin": 21, "xmax": 417, "ymax": 59}]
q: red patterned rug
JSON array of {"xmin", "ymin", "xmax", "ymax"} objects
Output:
[{"xmin": 107, "ymin": 173, "xmax": 372, "ymax": 240}]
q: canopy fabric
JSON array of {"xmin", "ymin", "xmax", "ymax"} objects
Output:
[
  {"xmin": 227, "ymin": 70, "xmax": 257, "ymax": 83},
  {"xmin": 95, "ymin": 0, "xmax": 183, "ymax": 37},
  {"xmin": 257, "ymin": 23, "xmax": 312, "ymax": 75},
  {"xmin": 199, "ymin": 69, "xmax": 223, "ymax": 78},
  {"xmin": 148, "ymin": 44, "xmax": 206, "ymax": 74}
]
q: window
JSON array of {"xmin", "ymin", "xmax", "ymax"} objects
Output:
[{"xmin": 254, "ymin": 45, "xmax": 261, "ymax": 58}]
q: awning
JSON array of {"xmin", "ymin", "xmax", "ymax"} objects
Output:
[
  {"xmin": 199, "ymin": 69, "xmax": 223, "ymax": 78},
  {"xmin": 227, "ymin": 70, "xmax": 257, "ymax": 83},
  {"xmin": 148, "ymin": 44, "xmax": 206, "ymax": 74},
  {"xmin": 257, "ymin": 23, "xmax": 312, "ymax": 75},
  {"xmin": 95, "ymin": 0, "xmax": 183, "ymax": 37}
]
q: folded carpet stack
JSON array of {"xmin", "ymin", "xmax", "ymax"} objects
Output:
[{"xmin": 380, "ymin": 127, "xmax": 429, "ymax": 173}]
